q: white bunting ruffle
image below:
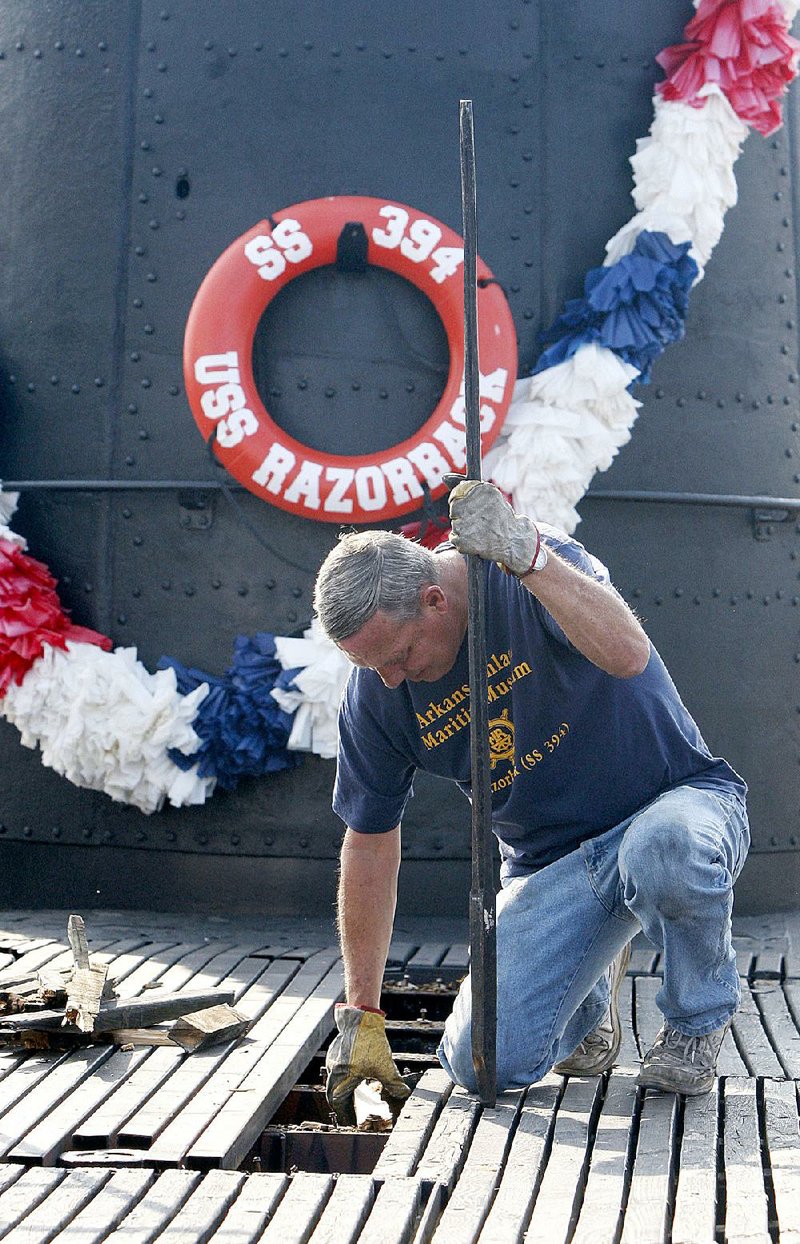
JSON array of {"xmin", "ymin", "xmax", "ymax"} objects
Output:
[
  {"xmin": 272, "ymin": 619, "xmax": 352, "ymax": 760},
  {"xmin": 0, "ymin": 642, "xmax": 214, "ymax": 813},
  {"xmin": 484, "ymin": 349, "xmax": 641, "ymax": 532},
  {"xmin": 606, "ymin": 92, "xmax": 748, "ymax": 271},
  {"xmin": 0, "ymin": 487, "xmax": 22, "ymax": 547}
]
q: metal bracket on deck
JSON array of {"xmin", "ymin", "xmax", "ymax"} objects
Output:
[{"xmin": 178, "ymin": 490, "xmax": 215, "ymax": 530}]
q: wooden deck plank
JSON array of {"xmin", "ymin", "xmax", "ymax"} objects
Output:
[
  {"xmin": 0, "ymin": 1165, "xmax": 24, "ymax": 1198},
  {"xmin": 0, "ymin": 1050, "xmax": 25, "ymax": 1084},
  {"xmin": 438, "ymin": 946, "xmax": 469, "ymax": 977},
  {"xmin": 48, "ymin": 1170, "xmax": 157, "ymax": 1244},
  {"xmin": 205, "ymin": 1173, "xmax": 287, "ymax": 1244},
  {"xmin": 72, "ymin": 1048, "xmax": 182, "ymax": 1148},
  {"xmin": 723, "ymin": 1078, "xmax": 771, "ymax": 1244},
  {"xmin": 619, "ymin": 1090, "xmax": 678, "ymax": 1244},
  {"xmin": 305, "ymin": 1173, "xmax": 374, "ymax": 1244},
  {"xmin": 414, "ymin": 1086, "xmax": 480, "ymax": 1195},
  {"xmin": 102, "ymin": 1169, "xmax": 203, "ymax": 1243},
  {"xmin": 0, "ymin": 941, "xmax": 68, "ymax": 985},
  {"xmin": 359, "ymin": 1178, "xmax": 423, "ymax": 1244},
  {"xmin": 8, "ymin": 1047, "xmax": 152, "ymax": 1166},
  {"xmin": 137, "ymin": 961, "xmax": 302, "ymax": 1162},
  {"xmin": 762, "ymin": 1077, "xmax": 800, "ymax": 1244},
  {"xmin": 373, "ymin": 1068, "xmax": 453, "ymax": 1181},
  {"xmin": 523, "ymin": 1075, "xmax": 603, "ymax": 1244},
  {"xmin": 386, "ymin": 942, "xmax": 418, "ymax": 970},
  {"xmin": 785, "ymin": 916, "xmax": 800, "ymax": 980},
  {"xmin": 571, "ymin": 1071, "xmax": 638, "ymax": 1244},
  {"xmin": 256, "ymin": 1172, "xmax": 333, "ymax": 1244},
  {"xmin": 0, "ymin": 1168, "xmax": 111, "ymax": 1244},
  {"xmin": 429, "ymin": 1092, "xmax": 522, "ymax": 1243},
  {"xmin": 100, "ymin": 941, "xmax": 185, "ymax": 994},
  {"xmin": 406, "ymin": 946, "xmax": 449, "ymax": 973},
  {"xmin": 0, "ymin": 1046, "xmax": 116, "ymax": 1160},
  {"xmin": 753, "ymin": 981, "xmax": 800, "ymax": 1078},
  {"xmin": 717, "ymin": 1024, "xmax": 750, "ymax": 1077},
  {"xmin": 752, "ymin": 936, "xmax": 787, "ymax": 981},
  {"xmin": 671, "ymin": 1087, "xmax": 718, "ymax": 1244},
  {"xmin": 732, "ymin": 980, "xmax": 785, "ymax": 1078},
  {"xmin": 155, "ymin": 1170, "xmax": 247, "ymax": 1244},
  {"xmin": 111, "ymin": 942, "xmax": 222, "ymax": 1000},
  {"xmin": 0, "ymin": 1049, "xmax": 77, "ymax": 1115},
  {"xmin": 0, "ymin": 1168, "xmax": 65, "ymax": 1234},
  {"xmin": 187, "ymin": 960, "xmax": 343, "ymax": 1170},
  {"xmin": 785, "ymin": 979, "xmax": 800, "ymax": 1036},
  {"xmin": 146, "ymin": 943, "xmax": 239, "ymax": 995},
  {"xmin": 167, "ymin": 946, "xmax": 273, "ymax": 998},
  {"xmin": 732, "ymin": 935, "xmax": 758, "ymax": 980},
  {"xmin": 477, "ymin": 1077, "xmax": 560, "ymax": 1244}
]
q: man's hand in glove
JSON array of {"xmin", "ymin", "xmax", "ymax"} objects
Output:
[
  {"xmin": 448, "ymin": 479, "xmax": 548, "ymax": 578},
  {"xmin": 325, "ymin": 1004, "xmax": 411, "ymax": 1126}
]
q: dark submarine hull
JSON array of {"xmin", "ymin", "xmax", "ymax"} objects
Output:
[{"xmin": 0, "ymin": 1, "xmax": 797, "ymax": 915}]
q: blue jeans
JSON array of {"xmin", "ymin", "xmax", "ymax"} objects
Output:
[{"xmin": 437, "ymin": 784, "xmax": 750, "ymax": 1093}]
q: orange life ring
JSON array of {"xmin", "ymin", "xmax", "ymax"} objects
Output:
[{"xmin": 183, "ymin": 195, "xmax": 518, "ymax": 524}]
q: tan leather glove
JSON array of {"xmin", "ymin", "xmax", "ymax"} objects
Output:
[
  {"xmin": 448, "ymin": 479, "xmax": 544, "ymax": 577},
  {"xmin": 325, "ymin": 1004, "xmax": 411, "ymax": 1126}
]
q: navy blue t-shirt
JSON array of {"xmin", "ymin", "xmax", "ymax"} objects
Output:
[{"xmin": 332, "ymin": 528, "xmax": 745, "ymax": 877}]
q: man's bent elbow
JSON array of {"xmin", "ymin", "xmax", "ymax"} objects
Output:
[{"xmin": 613, "ymin": 636, "xmax": 651, "ymax": 679}]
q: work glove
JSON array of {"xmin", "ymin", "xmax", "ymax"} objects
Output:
[
  {"xmin": 325, "ymin": 1004, "xmax": 411, "ymax": 1126},
  {"xmin": 448, "ymin": 479, "xmax": 545, "ymax": 577}
]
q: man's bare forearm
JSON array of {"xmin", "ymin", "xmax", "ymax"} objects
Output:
[
  {"xmin": 337, "ymin": 825, "xmax": 401, "ymax": 1010},
  {"xmin": 521, "ymin": 550, "xmax": 651, "ymax": 678}
]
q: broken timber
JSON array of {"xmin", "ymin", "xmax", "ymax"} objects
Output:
[{"xmin": 0, "ymin": 988, "xmax": 237, "ymax": 1035}]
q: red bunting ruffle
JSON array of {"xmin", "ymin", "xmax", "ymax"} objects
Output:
[
  {"xmin": 399, "ymin": 516, "xmax": 452, "ymax": 549},
  {"xmin": 656, "ymin": 0, "xmax": 800, "ymax": 136},
  {"xmin": 0, "ymin": 538, "xmax": 111, "ymax": 695}
]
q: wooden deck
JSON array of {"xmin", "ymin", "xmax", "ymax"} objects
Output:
[{"xmin": 0, "ymin": 908, "xmax": 797, "ymax": 1242}]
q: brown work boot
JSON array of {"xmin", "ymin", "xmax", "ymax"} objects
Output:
[
  {"xmin": 637, "ymin": 1020, "xmax": 730, "ymax": 1095},
  {"xmin": 553, "ymin": 942, "xmax": 632, "ymax": 1076}
]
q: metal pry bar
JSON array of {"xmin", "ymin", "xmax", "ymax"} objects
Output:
[{"xmin": 459, "ymin": 98, "xmax": 497, "ymax": 1108}]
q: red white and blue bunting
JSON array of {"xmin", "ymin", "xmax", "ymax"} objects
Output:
[{"xmin": 1, "ymin": 0, "xmax": 798, "ymax": 812}]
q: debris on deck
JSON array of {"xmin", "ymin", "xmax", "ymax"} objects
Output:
[{"xmin": 0, "ymin": 914, "xmax": 247, "ymax": 1052}]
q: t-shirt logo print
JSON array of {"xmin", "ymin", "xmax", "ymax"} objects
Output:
[{"xmin": 488, "ymin": 709, "xmax": 515, "ymax": 770}]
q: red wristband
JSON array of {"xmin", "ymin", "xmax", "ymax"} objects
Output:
[{"xmin": 337, "ymin": 1002, "xmax": 385, "ymax": 1016}]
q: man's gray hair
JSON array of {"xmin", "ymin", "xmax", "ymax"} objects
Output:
[{"xmin": 313, "ymin": 531, "xmax": 441, "ymax": 643}]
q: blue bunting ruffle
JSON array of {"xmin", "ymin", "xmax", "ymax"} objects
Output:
[
  {"xmin": 159, "ymin": 633, "xmax": 301, "ymax": 790},
  {"xmin": 533, "ymin": 231, "xmax": 699, "ymax": 384}
]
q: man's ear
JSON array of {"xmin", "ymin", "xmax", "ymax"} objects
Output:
[{"xmin": 420, "ymin": 583, "xmax": 447, "ymax": 612}]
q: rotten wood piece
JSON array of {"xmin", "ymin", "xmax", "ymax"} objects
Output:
[
  {"xmin": 169, "ymin": 1003, "xmax": 250, "ymax": 1052},
  {"xmin": 0, "ymin": 988, "xmax": 236, "ymax": 1035},
  {"xmin": 65, "ymin": 915, "xmax": 109, "ymax": 1033}
]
